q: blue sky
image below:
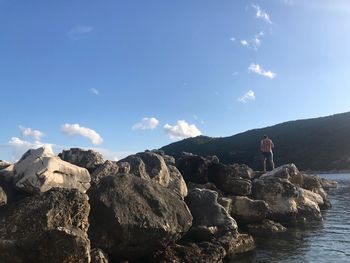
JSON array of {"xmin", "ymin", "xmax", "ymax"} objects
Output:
[{"xmin": 1, "ymin": 0, "xmax": 350, "ymax": 161}]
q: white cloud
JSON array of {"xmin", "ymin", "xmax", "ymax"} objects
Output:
[
  {"xmin": 230, "ymin": 37, "xmax": 236, "ymax": 42},
  {"xmin": 164, "ymin": 120, "xmax": 202, "ymax": 140},
  {"xmin": 132, "ymin": 117, "xmax": 160, "ymax": 130},
  {"xmin": 252, "ymin": 4, "xmax": 272, "ymax": 24},
  {"xmin": 61, "ymin": 123, "xmax": 103, "ymax": 145},
  {"xmin": 90, "ymin": 88, "xmax": 99, "ymax": 95},
  {"xmin": 89, "ymin": 147, "xmax": 134, "ymax": 161},
  {"xmin": 248, "ymin": 63, "xmax": 276, "ymax": 79},
  {"xmin": 19, "ymin": 126, "xmax": 45, "ymax": 140},
  {"xmin": 241, "ymin": 40, "xmax": 249, "ymax": 46},
  {"xmin": 238, "ymin": 90, "xmax": 256, "ymax": 103},
  {"xmin": 240, "ymin": 32, "xmax": 264, "ymax": 50},
  {"xmin": 68, "ymin": 25, "xmax": 94, "ymax": 39}
]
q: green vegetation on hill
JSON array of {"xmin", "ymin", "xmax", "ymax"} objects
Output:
[{"xmin": 161, "ymin": 112, "xmax": 350, "ymax": 171}]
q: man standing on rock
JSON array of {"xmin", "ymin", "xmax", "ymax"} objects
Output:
[{"xmin": 260, "ymin": 135, "xmax": 275, "ymax": 172}]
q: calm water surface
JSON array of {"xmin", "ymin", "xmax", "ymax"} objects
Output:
[{"xmin": 231, "ymin": 174, "xmax": 350, "ymax": 263}]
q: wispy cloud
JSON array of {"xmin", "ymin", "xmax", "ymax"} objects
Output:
[
  {"xmin": 238, "ymin": 90, "xmax": 255, "ymax": 103},
  {"xmin": 61, "ymin": 123, "xmax": 103, "ymax": 145},
  {"xmin": 252, "ymin": 4, "xmax": 272, "ymax": 24},
  {"xmin": 282, "ymin": 0, "xmax": 294, "ymax": 5},
  {"xmin": 230, "ymin": 37, "xmax": 236, "ymax": 42},
  {"xmin": 240, "ymin": 32, "xmax": 264, "ymax": 50},
  {"xmin": 248, "ymin": 63, "xmax": 276, "ymax": 79},
  {"xmin": 68, "ymin": 25, "xmax": 94, "ymax": 40},
  {"xmin": 164, "ymin": 120, "xmax": 201, "ymax": 140},
  {"xmin": 19, "ymin": 126, "xmax": 45, "ymax": 140},
  {"xmin": 90, "ymin": 88, "xmax": 99, "ymax": 95},
  {"xmin": 132, "ymin": 117, "xmax": 160, "ymax": 130}
]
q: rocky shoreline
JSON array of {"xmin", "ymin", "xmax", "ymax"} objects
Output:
[{"xmin": 0, "ymin": 148, "xmax": 337, "ymax": 263}]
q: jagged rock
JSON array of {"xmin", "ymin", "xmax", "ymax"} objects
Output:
[
  {"xmin": 231, "ymin": 164, "xmax": 254, "ymax": 180},
  {"xmin": 0, "ymin": 160, "xmax": 11, "ymax": 170},
  {"xmin": 260, "ymin": 163, "xmax": 300, "ymax": 181},
  {"xmin": 176, "ymin": 154, "xmax": 213, "ymax": 184},
  {"xmin": 185, "ymin": 188, "xmax": 237, "ymax": 241},
  {"xmin": 219, "ymin": 233, "xmax": 255, "ymax": 255},
  {"xmin": 119, "ymin": 152, "xmax": 170, "ymax": 187},
  {"xmin": 230, "ymin": 196, "xmax": 269, "ymax": 224},
  {"xmin": 301, "ymin": 174, "xmax": 330, "ymax": 208},
  {"xmin": 0, "ymin": 166, "xmax": 29, "ymax": 204},
  {"xmin": 247, "ymin": 219, "xmax": 287, "ymax": 236},
  {"xmin": 0, "ymin": 188, "xmax": 90, "ymax": 263},
  {"xmin": 91, "ymin": 160, "xmax": 119, "ymax": 184},
  {"xmin": 88, "ymin": 174, "xmax": 192, "ymax": 261},
  {"xmin": 13, "ymin": 147, "xmax": 90, "ymax": 194},
  {"xmin": 151, "ymin": 150, "xmax": 176, "ymax": 166},
  {"xmin": 209, "ymin": 163, "xmax": 252, "ymax": 196},
  {"xmin": 167, "ymin": 165, "xmax": 188, "ymax": 199},
  {"xmin": 252, "ymin": 177, "xmax": 299, "ymax": 222},
  {"xmin": 59, "ymin": 148, "xmax": 104, "ymax": 173},
  {"xmin": 0, "ymin": 164, "xmax": 15, "ymax": 182},
  {"xmin": 0, "ymin": 186, "xmax": 7, "ymax": 206},
  {"xmin": 296, "ymin": 188, "xmax": 322, "ymax": 221},
  {"xmin": 320, "ymin": 177, "xmax": 338, "ymax": 190},
  {"xmin": 218, "ymin": 197, "xmax": 232, "ymax": 214},
  {"xmin": 151, "ymin": 241, "xmax": 227, "ymax": 263},
  {"xmin": 117, "ymin": 161, "xmax": 130, "ymax": 173},
  {"xmin": 91, "ymin": 248, "xmax": 110, "ymax": 263}
]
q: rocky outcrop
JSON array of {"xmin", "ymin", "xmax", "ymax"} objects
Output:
[
  {"xmin": 88, "ymin": 174, "xmax": 192, "ymax": 261},
  {"xmin": 247, "ymin": 219, "xmax": 287, "ymax": 236},
  {"xmin": 185, "ymin": 188, "xmax": 237, "ymax": 241},
  {"xmin": 167, "ymin": 165, "xmax": 188, "ymax": 199},
  {"xmin": 152, "ymin": 241, "xmax": 227, "ymax": 263},
  {"xmin": 230, "ymin": 196, "xmax": 269, "ymax": 225},
  {"xmin": 0, "ymin": 186, "xmax": 7, "ymax": 206},
  {"xmin": 0, "ymin": 160, "xmax": 11, "ymax": 170},
  {"xmin": 13, "ymin": 147, "xmax": 90, "ymax": 194},
  {"xmin": 119, "ymin": 152, "xmax": 170, "ymax": 187},
  {"xmin": 91, "ymin": 248, "xmax": 110, "ymax": 263},
  {"xmin": 320, "ymin": 177, "xmax": 338, "ymax": 190},
  {"xmin": 91, "ymin": 160, "xmax": 119, "ymax": 184},
  {"xmin": 252, "ymin": 177, "xmax": 299, "ymax": 222},
  {"xmin": 0, "ymin": 188, "xmax": 90, "ymax": 263},
  {"xmin": 59, "ymin": 148, "xmax": 104, "ymax": 173},
  {"xmin": 176, "ymin": 154, "xmax": 213, "ymax": 184},
  {"xmin": 210, "ymin": 163, "xmax": 252, "ymax": 196}
]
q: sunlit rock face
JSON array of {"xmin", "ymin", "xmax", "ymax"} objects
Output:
[{"xmin": 13, "ymin": 147, "xmax": 91, "ymax": 194}]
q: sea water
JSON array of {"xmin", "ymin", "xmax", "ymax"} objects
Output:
[{"xmin": 230, "ymin": 174, "xmax": 350, "ymax": 263}]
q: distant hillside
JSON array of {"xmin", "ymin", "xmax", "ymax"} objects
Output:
[{"xmin": 161, "ymin": 112, "xmax": 350, "ymax": 171}]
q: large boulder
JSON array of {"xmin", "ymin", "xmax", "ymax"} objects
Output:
[
  {"xmin": 88, "ymin": 174, "xmax": 192, "ymax": 261},
  {"xmin": 13, "ymin": 147, "xmax": 90, "ymax": 194},
  {"xmin": 119, "ymin": 152, "xmax": 170, "ymax": 187},
  {"xmin": 209, "ymin": 163, "xmax": 252, "ymax": 196},
  {"xmin": 320, "ymin": 177, "xmax": 338, "ymax": 190},
  {"xmin": 185, "ymin": 188, "xmax": 238, "ymax": 241},
  {"xmin": 252, "ymin": 177, "xmax": 299, "ymax": 222},
  {"xmin": 230, "ymin": 196, "xmax": 269, "ymax": 225},
  {"xmin": 0, "ymin": 188, "xmax": 90, "ymax": 263},
  {"xmin": 59, "ymin": 148, "xmax": 104, "ymax": 173}
]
